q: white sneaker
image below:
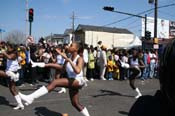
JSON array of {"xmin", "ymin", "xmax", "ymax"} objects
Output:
[
  {"xmin": 90, "ymin": 78, "xmax": 94, "ymax": 81},
  {"xmin": 135, "ymin": 93, "xmax": 142, "ymax": 99},
  {"xmin": 58, "ymin": 88, "xmax": 66, "ymax": 94},
  {"xmin": 13, "ymin": 104, "xmax": 24, "ymax": 110},
  {"xmin": 84, "ymin": 78, "xmax": 89, "ymax": 82},
  {"xmin": 19, "ymin": 84, "xmax": 25, "ymax": 88},
  {"xmin": 100, "ymin": 77, "xmax": 106, "ymax": 80},
  {"xmin": 19, "ymin": 92, "xmax": 33, "ymax": 105}
]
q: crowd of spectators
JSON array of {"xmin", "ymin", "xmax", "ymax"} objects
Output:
[{"xmin": 0, "ymin": 38, "xmax": 159, "ymax": 87}]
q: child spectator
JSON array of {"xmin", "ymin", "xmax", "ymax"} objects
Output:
[{"xmin": 107, "ymin": 55, "xmax": 116, "ymax": 80}]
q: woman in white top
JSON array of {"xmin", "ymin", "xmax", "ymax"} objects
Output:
[
  {"xmin": 0, "ymin": 43, "xmax": 24, "ymax": 110},
  {"xmin": 19, "ymin": 42, "xmax": 90, "ymax": 116}
]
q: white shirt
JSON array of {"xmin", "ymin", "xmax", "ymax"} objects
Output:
[
  {"xmin": 66, "ymin": 55, "xmax": 83, "ymax": 78},
  {"xmin": 56, "ymin": 54, "xmax": 65, "ymax": 65},
  {"xmin": 6, "ymin": 59, "xmax": 20, "ymax": 72},
  {"xmin": 83, "ymin": 49, "xmax": 88, "ymax": 63},
  {"xmin": 149, "ymin": 53, "xmax": 156, "ymax": 63},
  {"xmin": 130, "ymin": 58, "xmax": 139, "ymax": 67},
  {"xmin": 42, "ymin": 52, "xmax": 51, "ymax": 63}
]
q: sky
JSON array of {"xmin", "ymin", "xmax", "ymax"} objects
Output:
[{"xmin": 1, "ymin": 0, "xmax": 175, "ymax": 41}]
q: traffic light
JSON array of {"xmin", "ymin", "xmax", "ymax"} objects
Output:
[
  {"xmin": 103, "ymin": 6, "xmax": 114, "ymax": 11},
  {"xmin": 145, "ymin": 31, "xmax": 151, "ymax": 40},
  {"xmin": 148, "ymin": 0, "xmax": 154, "ymax": 4},
  {"xmin": 29, "ymin": 8, "xmax": 34, "ymax": 22}
]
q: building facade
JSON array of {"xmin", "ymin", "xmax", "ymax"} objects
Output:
[
  {"xmin": 45, "ymin": 34, "xmax": 65, "ymax": 46},
  {"xmin": 74, "ymin": 24, "xmax": 141, "ymax": 48}
]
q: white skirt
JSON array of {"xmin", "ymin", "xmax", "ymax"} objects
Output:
[{"xmin": 75, "ymin": 77, "xmax": 87, "ymax": 87}]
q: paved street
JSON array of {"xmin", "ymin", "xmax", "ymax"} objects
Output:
[{"xmin": 0, "ymin": 79, "xmax": 159, "ymax": 116}]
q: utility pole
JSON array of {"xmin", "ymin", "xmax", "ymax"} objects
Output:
[
  {"xmin": 145, "ymin": 14, "xmax": 147, "ymax": 40},
  {"xmin": 154, "ymin": 0, "xmax": 158, "ymax": 38},
  {"xmin": 144, "ymin": 14, "xmax": 147, "ymax": 49},
  {"xmin": 149, "ymin": 0, "xmax": 158, "ymax": 48},
  {"xmin": 154, "ymin": 0, "xmax": 159, "ymax": 48},
  {"xmin": 71, "ymin": 11, "xmax": 75, "ymax": 42},
  {"xmin": 72, "ymin": 11, "xmax": 75, "ymax": 33}
]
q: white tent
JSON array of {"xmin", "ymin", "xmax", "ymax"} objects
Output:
[{"xmin": 127, "ymin": 36, "xmax": 142, "ymax": 48}]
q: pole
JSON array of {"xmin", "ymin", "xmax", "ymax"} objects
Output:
[
  {"xmin": 71, "ymin": 11, "xmax": 75, "ymax": 42},
  {"xmin": 112, "ymin": 10, "xmax": 144, "ymax": 18},
  {"xmin": 72, "ymin": 11, "xmax": 75, "ymax": 34},
  {"xmin": 145, "ymin": 14, "xmax": 147, "ymax": 38},
  {"xmin": 154, "ymin": 0, "xmax": 158, "ymax": 38},
  {"xmin": 153, "ymin": 0, "xmax": 158, "ymax": 49},
  {"xmin": 26, "ymin": 0, "xmax": 28, "ymax": 37},
  {"xmin": 144, "ymin": 14, "xmax": 147, "ymax": 49},
  {"xmin": 29, "ymin": 22, "xmax": 32, "ymax": 35}
]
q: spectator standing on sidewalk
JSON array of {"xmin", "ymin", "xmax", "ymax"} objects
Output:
[
  {"xmin": 87, "ymin": 46, "xmax": 95, "ymax": 81},
  {"xmin": 99, "ymin": 45, "xmax": 107, "ymax": 80}
]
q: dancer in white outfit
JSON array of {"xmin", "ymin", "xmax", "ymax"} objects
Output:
[
  {"xmin": 0, "ymin": 43, "xmax": 24, "ymax": 110},
  {"xmin": 128, "ymin": 49, "xmax": 145, "ymax": 99},
  {"xmin": 19, "ymin": 42, "xmax": 90, "ymax": 116}
]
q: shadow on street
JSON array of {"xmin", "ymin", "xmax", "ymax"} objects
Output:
[
  {"xmin": 0, "ymin": 96, "xmax": 15, "ymax": 107},
  {"xmin": 92, "ymin": 89, "xmax": 134, "ymax": 98},
  {"xmin": 118, "ymin": 110, "xmax": 129, "ymax": 115},
  {"xmin": 35, "ymin": 107, "xmax": 62, "ymax": 116}
]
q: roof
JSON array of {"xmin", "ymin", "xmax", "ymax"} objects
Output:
[
  {"xmin": 64, "ymin": 29, "xmax": 73, "ymax": 34},
  {"xmin": 51, "ymin": 34, "xmax": 65, "ymax": 38},
  {"xmin": 45, "ymin": 34, "xmax": 65, "ymax": 40},
  {"xmin": 76, "ymin": 24, "xmax": 133, "ymax": 34}
]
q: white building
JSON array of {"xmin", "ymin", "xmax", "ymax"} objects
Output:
[
  {"xmin": 64, "ymin": 29, "xmax": 73, "ymax": 44},
  {"xmin": 74, "ymin": 24, "xmax": 141, "ymax": 48},
  {"xmin": 45, "ymin": 34, "xmax": 65, "ymax": 46}
]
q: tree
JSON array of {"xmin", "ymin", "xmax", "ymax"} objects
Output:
[{"xmin": 4, "ymin": 30, "xmax": 26, "ymax": 44}]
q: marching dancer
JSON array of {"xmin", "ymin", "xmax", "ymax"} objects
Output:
[
  {"xmin": 0, "ymin": 43, "xmax": 24, "ymax": 110},
  {"xmin": 19, "ymin": 42, "xmax": 90, "ymax": 116},
  {"xmin": 128, "ymin": 49, "xmax": 145, "ymax": 99}
]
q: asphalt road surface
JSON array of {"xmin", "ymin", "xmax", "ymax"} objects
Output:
[{"xmin": 0, "ymin": 78, "xmax": 159, "ymax": 116}]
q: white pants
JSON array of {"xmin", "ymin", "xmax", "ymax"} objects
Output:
[{"xmin": 100, "ymin": 65, "xmax": 106, "ymax": 78}]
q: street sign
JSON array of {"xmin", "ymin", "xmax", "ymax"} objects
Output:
[
  {"xmin": 0, "ymin": 29, "xmax": 5, "ymax": 32},
  {"xmin": 153, "ymin": 44, "xmax": 159, "ymax": 49}
]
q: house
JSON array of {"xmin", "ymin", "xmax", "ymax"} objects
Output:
[
  {"xmin": 45, "ymin": 34, "xmax": 65, "ymax": 45},
  {"xmin": 63, "ymin": 29, "xmax": 73, "ymax": 44},
  {"xmin": 74, "ymin": 24, "xmax": 141, "ymax": 48}
]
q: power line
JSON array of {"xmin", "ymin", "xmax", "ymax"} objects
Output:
[
  {"xmin": 103, "ymin": 3, "xmax": 175, "ymax": 27},
  {"xmin": 158, "ymin": 10, "xmax": 175, "ymax": 19},
  {"xmin": 123, "ymin": 10, "xmax": 154, "ymax": 28},
  {"xmin": 128, "ymin": 24, "xmax": 141, "ymax": 30}
]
